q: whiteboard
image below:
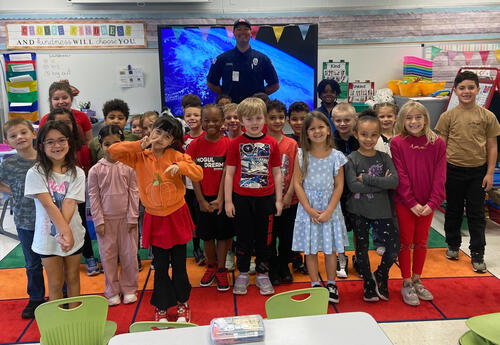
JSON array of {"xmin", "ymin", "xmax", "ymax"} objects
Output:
[{"xmin": 36, "ymin": 49, "xmax": 161, "ymax": 119}]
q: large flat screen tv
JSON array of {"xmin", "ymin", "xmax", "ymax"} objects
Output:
[{"xmin": 158, "ymin": 24, "xmax": 318, "ymax": 116}]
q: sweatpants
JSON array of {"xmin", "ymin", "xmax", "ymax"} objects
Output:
[
  {"xmin": 395, "ymin": 203, "xmax": 434, "ymax": 279},
  {"xmin": 151, "ymin": 244, "xmax": 191, "ymax": 310},
  {"xmin": 233, "ymin": 193, "xmax": 275, "ymax": 274},
  {"xmin": 96, "ymin": 218, "xmax": 138, "ymax": 298}
]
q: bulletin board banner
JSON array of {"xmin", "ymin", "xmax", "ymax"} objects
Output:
[{"xmin": 5, "ymin": 21, "xmax": 147, "ymax": 49}]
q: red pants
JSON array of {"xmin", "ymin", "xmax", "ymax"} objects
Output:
[{"xmin": 396, "ymin": 203, "xmax": 434, "ymax": 279}]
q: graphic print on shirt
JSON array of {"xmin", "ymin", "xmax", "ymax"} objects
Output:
[
  {"xmin": 353, "ymin": 162, "xmax": 383, "ymax": 200},
  {"xmin": 280, "ymin": 154, "xmax": 290, "ymax": 193},
  {"xmin": 195, "ymin": 156, "xmax": 225, "ymax": 170},
  {"xmin": 47, "ymin": 180, "xmax": 69, "ymax": 237},
  {"xmin": 239, "ymin": 142, "xmax": 270, "ymax": 188}
]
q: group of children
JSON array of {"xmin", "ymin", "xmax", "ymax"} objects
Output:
[{"xmin": 1, "ymin": 71, "xmax": 499, "ymax": 323}]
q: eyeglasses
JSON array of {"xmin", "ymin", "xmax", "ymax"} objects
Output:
[{"xmin": 43, "ymin": 137, "xmax": 68, "ymax": 147}]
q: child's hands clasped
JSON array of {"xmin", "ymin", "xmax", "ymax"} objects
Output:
[{"xmin": 411, "ymin": 203, "xmax": 433, "ymax": 217}]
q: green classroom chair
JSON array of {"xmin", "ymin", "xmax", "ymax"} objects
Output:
[
  {"xmin": 465, "ymin": 313, "xmax": 500, "ymax": 345},
  {"xmin": 459, "ymin": 330, "xmax": 494, "ymax": 345},
  {"xmin": 265, "ymin": 287, "xmax": 329, "ymax": 319},
  {"xmin": 129, "ymin": 321, "xmax": 198, "ymax": 333},
  {"xmin": 34, "ymin": 295, "xmax": 117, "ymax": 345}
]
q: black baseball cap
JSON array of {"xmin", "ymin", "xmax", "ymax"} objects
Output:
[{"xmin": 233, "ymin": 18, "xmax": 251, "ymax": 29}]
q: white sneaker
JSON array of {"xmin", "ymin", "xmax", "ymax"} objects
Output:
[
  {"xmin": 249, "ymin": 259, "xmax": 256, "ymax": 275},
  {"xmin": 225, "ymin": 251, "xmax": 235, "ymax": 271},
  {"xmin": 107, "ymin": 295, "xmax": 121, "ymax": 306},
  {"xmin": 123, "ymin": 293, "xmax": 137, "ymax": 304}
]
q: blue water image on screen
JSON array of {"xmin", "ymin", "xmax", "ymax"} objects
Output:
[{"xmin": 159, "ymin": 27, "xmax": 314, "ymax": 116}]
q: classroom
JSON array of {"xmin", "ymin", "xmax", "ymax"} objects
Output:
[{"xmin": 0, "ymin": 0, "xmax": 500, "ymax": 344}]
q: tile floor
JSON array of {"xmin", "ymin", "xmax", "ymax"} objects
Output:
[{"xmin": 0, "ymin": 207, "xmax": 498, "ymax": 345}]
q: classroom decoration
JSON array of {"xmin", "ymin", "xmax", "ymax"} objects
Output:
[
  {"xmin": 322, "ymin": 60, "xmax": 349, "ymax": 101},
  {"xmin": 5, "ymin": 21, "xmax": 146, "ymax": 49},
  {"xmin": 403, "ymin": 56, "xmax": 433, "ymax": 81},
  {"xmin": 3, "ymin": 52, "xmax": 39, "ymax": 122},
  {"xmin": 445, "ymin": 67, "xmax": 499, "ymax": 111},
  {"xmin": 348, "ymin": 80, "xmax": 374, "ymax": 103}
]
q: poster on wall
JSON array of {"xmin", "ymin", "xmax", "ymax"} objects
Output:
[
  {"xmin": 5, "ymin": 21, "xmax": 147, "ymax": 49},
  {"xmin": 348, "ymin": 80, "xmax": 374, "ymax": 104},
  {"xmin": 322, "ymin": 60, "xmax": 349, "ymax": 100}
]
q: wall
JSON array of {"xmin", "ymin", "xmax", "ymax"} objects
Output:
[{"xmin": 2, "ymin": 0, "xmax": 499, "ymax": 13}]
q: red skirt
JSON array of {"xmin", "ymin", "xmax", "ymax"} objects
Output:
[{"xmin": 142, "ymin": 203, "xmax": 194, "ymax": 250}]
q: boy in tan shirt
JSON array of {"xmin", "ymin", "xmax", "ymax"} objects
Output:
[{"xmin": 435, "ymin": 71, "xmax": 500, "ymax": 272}]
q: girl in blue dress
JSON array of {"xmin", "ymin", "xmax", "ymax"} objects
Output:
[{"xmin": 292, "ymin": 111, "xmax": 349, "ymax": 304}]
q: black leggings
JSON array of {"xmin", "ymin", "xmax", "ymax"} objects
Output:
[{"xmin": 348, "ymin": 213, "xmax": 399, "ymax": 281}]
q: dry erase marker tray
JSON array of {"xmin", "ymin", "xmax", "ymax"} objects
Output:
[{"xmin": 210, "ymin": 314, "xmax": 264, "ymax": 345}]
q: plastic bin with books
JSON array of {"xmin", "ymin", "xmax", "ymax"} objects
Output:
[{"xmin": 210, "ymin": 314, "xmax": 264, "ymax": 345}]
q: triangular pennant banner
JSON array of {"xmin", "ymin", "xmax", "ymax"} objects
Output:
[
  {"xmin": 495, "ymin": 49, "xmax": 500, "ymax": 63},
  {"xmin": 225, "ymin": 26, "xmax": 234, "ymax": 41},
  {"xmin": 272, "ymin": 26, "xmax": 284, "ymax": 43},
  {"xmin": 447, "ymin": 50, "xmax": 457, "ymax": 64},
  {"xmin": 298, "ymin": 24, "xmax": 310, "ymax": 40},
  {"xmin": 430, "ymin": 46, "xmax": 442, "ymax": 60},
  {"xmin": 199, "ymin": 26, "xmax": 210, "ymax": 41},
  {"xmin": 479, "ymin": 51, "xmax": 490, "ymax": 65},
  {"xmin": 463, "ymin": 51, "xmax": 474, "ymax": 65},
  {"xmin": 172, "ymin": 26, "xmax": 183, "ymax": 40},
  {"xmin": 250, "ymin": 25, "xmax": 259, "ymax": 40}
]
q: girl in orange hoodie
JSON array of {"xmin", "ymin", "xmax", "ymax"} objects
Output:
[{"xmin": 109, "ymin": 116, "xmax": 203, "ymax": 323}]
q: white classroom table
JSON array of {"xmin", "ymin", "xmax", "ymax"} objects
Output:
[{"xmin": 109, "ymin": 312, "xmax": 393, "ymax": 345}]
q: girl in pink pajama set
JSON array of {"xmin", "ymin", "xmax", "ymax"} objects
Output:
[{"xmin": 88, "ymin": 125, "xmax": 140, "ymax": 306}]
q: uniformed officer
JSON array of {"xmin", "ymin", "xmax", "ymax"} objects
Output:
[{"xmin": 207, "ymin": 18, "xmax": 280, "ymax": 104}]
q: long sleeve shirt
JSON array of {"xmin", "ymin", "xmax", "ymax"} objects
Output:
[
  {"xmin": 108, "ymin": 141, "xmax": 203, "ymax": 217},
  {"xmin": 390, "ymin": 135, "xmax": 446, "ymax": 210},
  {"xmin": 88, "ymin": 158, "xmax": 139, "ymax": 227},
  {"xmin": 345, "ymin": 150, "xmax": 399, "ymax": 219}
]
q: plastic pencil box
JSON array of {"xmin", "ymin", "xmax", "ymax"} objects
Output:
[{"xmin": 210, "ymin": 314, "xmax": 264, "ymax": 345}]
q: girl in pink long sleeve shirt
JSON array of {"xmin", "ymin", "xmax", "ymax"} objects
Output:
[
  {"xmin": 88, "ymin": 125, "xmax": 140, "ymax": 306},
  {"xmin": 391, "ymin": 101, "xmax": 446, "ymax": 307}
]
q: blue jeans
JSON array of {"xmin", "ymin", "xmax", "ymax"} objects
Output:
[{"xmin": 17, "ymin": 228, "xmax": 45, "ymax": 301}]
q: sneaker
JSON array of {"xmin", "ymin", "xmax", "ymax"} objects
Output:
[
  {"xmin": 176, "ymin": 302, "xmax": 191, "ymax": 323},
  {"xmin": 336, "ymin": 254, "xmax": 348, "ymax": 278},
  {"xmin": 376, "ymin": 246, "xmax": 386, "ymax": 256},
  {"xmin": 327, "ymin": 283, "xmax": 339, "ymax": 303},
  {"xmin": 352, "ymin": 255, "xmax": 362, "ymax": 278},
  {"xmin": 233, "ymin": 273, "xmax": 250, "ymax": 295},
  {"xmin": 215, "ymin": 269, "xmax": 230, "ymax": 291},
  {"xmin": 401, "ymin": 282, "xmax": 420, "ymax": 306},
  {"xmin": 279, "ymin": 266, "xmax": 293, "ymax": 283},
  {"xmin": 472, "ymin": 260, "xmax": 487, "ymax": 273},
  {"xmin": 225, "ymin": 251, "xmax": 235, "ymax": 271},
  {"xmin": 200, "ymin": 264, "xmax": 217, "ymax": 287},
  {"xmin": 193, "ymin": 247, "xmax": 206, "ymax": 266},
  {"xmin": 372, "ymin": 272, "xmax": 389, "ymax": 301},
  {"xmin": 123, "ymin": 293, "xmax": 137, "ymax": 304},
  {"xmin": 445, "ymin": 247, "xmax": 459, "ymax": 260},
  {"xmin": 412, "ymin": 279, "xmax": 433, "ymax": 301},
  {"xmin": 363, "ymin": 279, "xmax": 380, "ymax": 302},
  {"xmin": 107, "ymin": 295, "xmax": 121, "ymax": 306},
  {"xmin": 85, "ymin": 257, "xmax": 100, "ymax": 276},
  {"xmin": 255, "ymin": 274, "xmax": 274, "ymax": 295},
  {"xmin": 249, "ymin": 259, "xmax": 256, "ymax": 275},
  {"xmin": 21, "ymin": 300, "xmax": 44, "ymax": 319},
  {"xmin": 155, "ymin": 308, "xmax": 168, "ymax": 322}
]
